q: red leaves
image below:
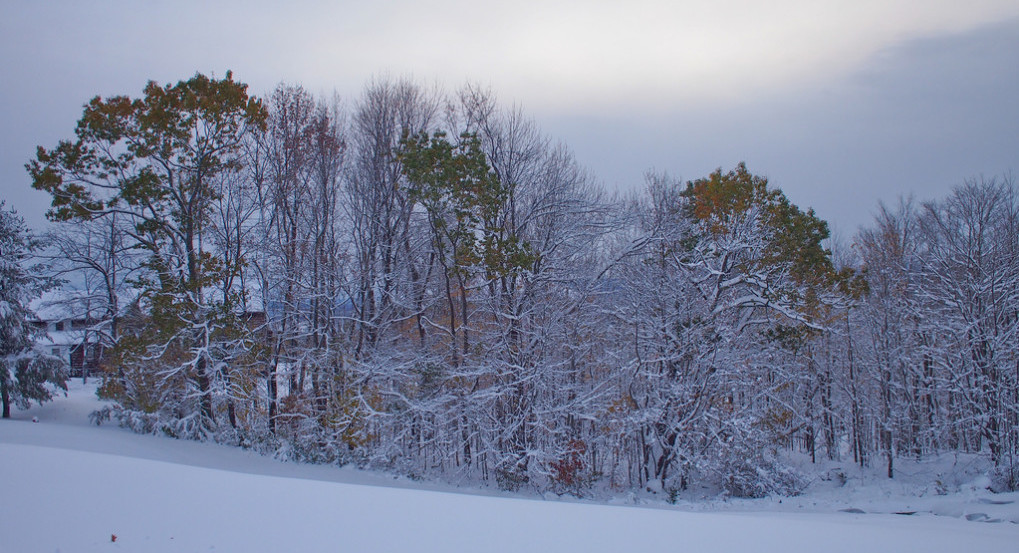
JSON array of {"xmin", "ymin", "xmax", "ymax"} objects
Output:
[{"xmin": 551, "ymin": 439, "xmax": 588, "ymax": 488}]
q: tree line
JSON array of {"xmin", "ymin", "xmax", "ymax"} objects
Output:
[{"xmin": 19, "ymin": 72, "xmax": 1019, "ymax": 497}]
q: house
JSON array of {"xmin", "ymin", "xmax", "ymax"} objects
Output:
[
  {"xmin": 29, "ymin": 290, "xmax": 118, "ymax": 378},
  {"xmin": 29, "ymin": 284, "xmax": 280, "ymax": 379}
]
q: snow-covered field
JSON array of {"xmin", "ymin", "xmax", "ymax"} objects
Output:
[{"xmin": 2, "ymin": 382, "xmax": 1017, "ymax": 553}]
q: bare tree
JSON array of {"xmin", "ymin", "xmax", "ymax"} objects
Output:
[{"xmin": 915, "ymin": 177, "xmax": 1018, "ymax": 467}]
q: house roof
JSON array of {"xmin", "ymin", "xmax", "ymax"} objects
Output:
[
  {"xmin": 35, "ymin": 329, "xmax": 89, "ymax": 348},
  {"xmin": 29, "ymin": 288, "xmax": 137, "ymax": 322}
]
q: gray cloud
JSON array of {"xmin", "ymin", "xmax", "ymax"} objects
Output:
[
  {"xmin": 543, "ymin": 17, "xmax": 1019, "ymax": 234},
  {"xmin": 1, "ymin": 3, "xmax": 1015, "ymax": 237}
]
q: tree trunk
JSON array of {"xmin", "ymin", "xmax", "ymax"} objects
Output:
[
  {"xmin": 267, "ymin": 364, "xmax": 278, "ymax": 435},
  {"xmin": 196, "ymin": 352, "xmax": 215, "ymax": 432},
  {"xmin": 1, "ymin": 379, "xmax": 10, "ymax": 419}
]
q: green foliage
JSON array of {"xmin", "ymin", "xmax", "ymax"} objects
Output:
[
  {"xmin": 5, "ymin": 356, "xmax": 67, "ymax": 411},
  {"xmin": 29, "ymin": 72, "xmax": 266, "ymax": 224},
  {"xmin": 28, "ymin": 72, "xmax": 268, "ymax": 432},
  {"xmin": 0, "ymin": 203, "xmax": 66, "ymax": 417},
  {"xmin": 28, "ymin": 72, "xmax": 267, "ymax": 324},
  {"xmin": 97, "ymin": 329, "xmax": 181, "ymax": 414},
  {"xmin": 835, "ymin": 266, "xmax": 869, "ymax": 299},
  {"xmin": 682, "ymin": 162, "xmax": 835, "ymax": 287},
  {"xmin": 400, "ymin": 131, "xmax": 535, "ymax": 278},
  {"xmin": 683, "ymin": 162, "xmax": 774, "ymax": 229}
]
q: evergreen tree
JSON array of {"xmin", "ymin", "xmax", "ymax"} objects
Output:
[{"xmin": 0, "ymin": 202, "xmax": 66, "ymax": 418}]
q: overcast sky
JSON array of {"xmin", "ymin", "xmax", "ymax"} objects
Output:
[{"xmin": 2, "ymin": 0, "xmax": 1017, "ymax": 236}]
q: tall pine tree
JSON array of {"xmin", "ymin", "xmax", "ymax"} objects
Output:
[{"xmin": 0, "ymin": 202, "xmax": 65, "ymax": 418}]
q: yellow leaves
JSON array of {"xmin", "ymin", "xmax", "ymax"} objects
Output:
[
  {"xmin": 684, "ymin": 162, "xmax": 771, "ymax": 235},
  {"xmin": 606, "ymin": 392, "xmax": 638, "ymax": 415},
  {"xmin": 759, "ymin": 406, "xmax": 794, "ymax": 434},
  {"xmin": 320, "ymin": 384, "xmax": 381, "ymax": 449}
]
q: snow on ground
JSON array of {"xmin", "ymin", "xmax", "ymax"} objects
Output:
[
  {"xmin": 670, "ymin": 448, "xmax": 1019, "ymax": 524},
  {"xmin": 2, "ymin": 381, "xmax": 1018, "ymax": 553}
]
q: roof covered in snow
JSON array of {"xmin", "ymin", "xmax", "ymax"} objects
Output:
[{"xmin": 28, "ymin": 288, "xmax": 138, "ymax": 322}]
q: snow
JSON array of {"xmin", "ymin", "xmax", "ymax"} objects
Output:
[
  {"xmin": 28, "ymin": 289, "xmax": 139, "ymax": 323},
  {"xmin": 2, "ymin": 382, "xmax": 1018, "ymax": 553}
]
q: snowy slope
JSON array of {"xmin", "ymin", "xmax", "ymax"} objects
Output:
[{"xmin": 2, "ymin": 382, "xmax": 1018, "ymax": 553}]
